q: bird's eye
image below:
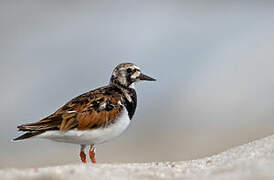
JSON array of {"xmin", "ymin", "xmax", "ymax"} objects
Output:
[{"xmin": 127, "ymin": 68, "xmax": 132, "ymax": 73}]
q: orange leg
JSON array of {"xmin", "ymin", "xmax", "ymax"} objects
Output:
[
  {"xmin": 80, "ymin": 145, "xmax": 87, "ymax": 163},
  {"xmin": 89, "ymin": 146, "xmax": 96, "ymax": 163}
]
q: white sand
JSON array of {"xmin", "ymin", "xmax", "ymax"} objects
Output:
[{"xmin": 1, "ymin": 135, "xmax": 274, "ymax": 180}]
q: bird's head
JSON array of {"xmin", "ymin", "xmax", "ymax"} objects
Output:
[{"xmin": 110, "ymin": 63, "xmax": 156, "ymax": 89}]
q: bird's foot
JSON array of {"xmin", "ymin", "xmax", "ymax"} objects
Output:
[
  {"xmin": 80, "ymin": 151, "xmax": 87, "ymax": 163},
  {"xmin": 80, "ymin": 144, "xmax": 87, "ymax": 163},
  {"xmin": 89, "ymin": 146, "xmax": 96, "ymax": 163}
]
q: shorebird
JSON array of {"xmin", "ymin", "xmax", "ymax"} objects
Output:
[{"xmin": 14, "ymin": 63, "xmax": 156, "ymax": 163}]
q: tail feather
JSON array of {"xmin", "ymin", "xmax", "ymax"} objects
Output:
[
  {"xmin": 14, "ymin": 117, "xmax": 61, "ymax": 141},
  {"xmin": 14, "ymin": 114, "xmax": 64, "ymax": 141},
  {"xmin": 13, "ymin": 131, "xmax": 44, "ymax": 141},
  {"xmin": 17, "ymin": 116, "xmax": 61, "ymax": 132}
]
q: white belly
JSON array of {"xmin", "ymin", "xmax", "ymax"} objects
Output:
[{"xmin": 36, "ymin": 109, "xmax": 130, "ymax": 145}]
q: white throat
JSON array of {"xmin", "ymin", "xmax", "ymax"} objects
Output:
[{"xmin": 129, "ymin": 83, "xmax": 135, "ymax": 89}]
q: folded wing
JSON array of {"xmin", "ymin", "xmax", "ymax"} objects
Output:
[{"xmin": 14, "ymin": 86, "xmax": 124, "ymax": 141}]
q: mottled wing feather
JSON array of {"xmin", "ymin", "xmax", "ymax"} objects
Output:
[
  {"xmin": 16, "ymin": 86, "xmax": 124, "ymax": 135},
  {"xmin": 59, "ymin": 113, "xmax": 78, "ymax": 131},
  {"xmin": 59, "ymin": 91, "xmax": 123, "ymax": 131},
  {"xmin": 76, "ymin": 99, "xmax": 123, "ymax": 130}
]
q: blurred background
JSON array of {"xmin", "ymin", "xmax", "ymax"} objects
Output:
[{"xmin": 1, "ymin": 0, "xmax": 274, "ymax": 168}]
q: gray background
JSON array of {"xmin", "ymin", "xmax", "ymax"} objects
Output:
[{"xmin": 1, "ymin": 0, "xmax": 274, "ymax": 168}]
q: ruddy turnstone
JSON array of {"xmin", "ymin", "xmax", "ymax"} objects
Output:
[{"xmin": 13, "ymin": 63, "xmax": 155, "ymax": 163}]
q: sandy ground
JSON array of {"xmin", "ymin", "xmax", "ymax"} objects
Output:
[{"xmin": 1, "ymin": 135, "xmax": 274, "ymax": 180}]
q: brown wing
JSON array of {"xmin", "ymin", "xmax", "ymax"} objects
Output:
[
  {"xmin": 14, "ymin": 86, "xmax": 124, "ymax": 140},
  {"xmin": 59, "ymin": 93, "xmax": 124, "ymax": 131}
]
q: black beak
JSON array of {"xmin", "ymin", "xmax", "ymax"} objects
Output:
[{"xmin": 139, "ymin": 73, "xmax": 156, "ymax": 81}]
